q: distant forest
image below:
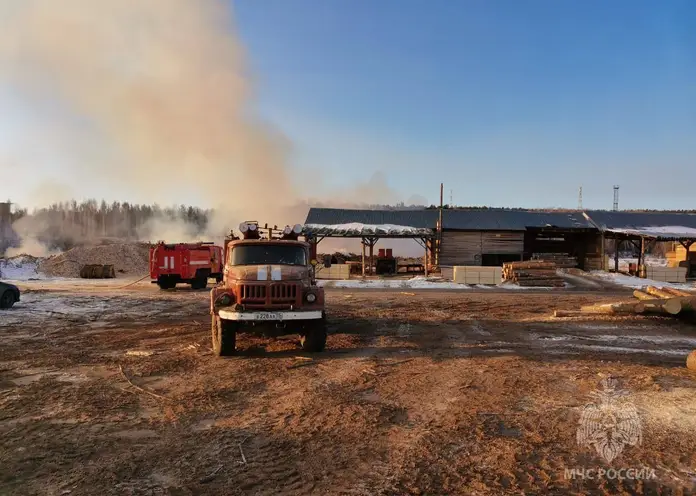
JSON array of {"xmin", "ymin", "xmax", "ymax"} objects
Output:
[{"xmin": 8, "ymin": 200, "xmax": 211, "ymax": 251}]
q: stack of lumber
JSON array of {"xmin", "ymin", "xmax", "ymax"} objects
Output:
[
  {"xmin": 531, "ymin": 253, "xmax": 578, "ymax": 268},
  {"xmin": 554, "ymin": 285, "xmax": 696, "ymax": 318},
  {"xmin": 502, "ymin": 261, "xmax": 564, "ymax": 287}
]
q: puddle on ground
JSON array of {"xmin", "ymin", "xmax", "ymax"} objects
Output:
[
  {"xmin": 111, "ymin": 429, "xmax": 158, "ymax": 439},
  {"xmin": 361, "ymin": 390, "xmax": 381, "ymax": 403},
  {"xmin": 126, "ymin": 350, "xmax": 155, "ymax": 357},
  {"xmin": 191, "ymin": 418, "xmax": 216, "ymax": 431}
]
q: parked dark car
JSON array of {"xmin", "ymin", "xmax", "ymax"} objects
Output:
[{"xmin": 0, "ymin": 281, "xmax": 20, "ymax": 309}]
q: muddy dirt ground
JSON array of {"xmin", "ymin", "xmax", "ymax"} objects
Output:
[{"xmin": 2, "ymin": 283, "xmax": 696, "ymax": 495}]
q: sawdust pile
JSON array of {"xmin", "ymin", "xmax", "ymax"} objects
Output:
[{"xmin": 39, "ymin": 243, "xmax": 150, "ymax": 278}]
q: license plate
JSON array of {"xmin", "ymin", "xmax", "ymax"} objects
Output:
[{"xmin": 255, "ymin": 312, "xmax": 282, "ymax": 321}]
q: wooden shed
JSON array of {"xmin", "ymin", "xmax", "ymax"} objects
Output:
[{"xmin": 439, "ymin": 209, "xmax": 597, "ymax": 268}]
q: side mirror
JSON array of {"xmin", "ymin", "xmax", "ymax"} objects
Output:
[{"xmin": 323, "ymin": 255, "xmax": 331, "ymax": 268}]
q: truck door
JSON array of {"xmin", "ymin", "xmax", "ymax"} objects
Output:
[{"xmin": 179, "ymin": 249, "xmax": 190, "ymax": 279}]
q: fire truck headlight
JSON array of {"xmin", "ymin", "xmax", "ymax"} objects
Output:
[
  {"xmin": 293, "ymin": 224, "xmax": 303, "ymax": 234},
  {"xmin": 248, "ymin": 223, "xmax": 257, "ymax": 231},
  {"xmin": 239, "ymin": 223, "xmax": 248, "ymax": 233},
  {"xmin": 306, "ymin": 292, "xmax": 316, "ymax": 303}
]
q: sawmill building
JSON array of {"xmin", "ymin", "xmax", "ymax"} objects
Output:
[{"xmin": 304, "ymin": 207, "xmax": 696, "ymax": 276}]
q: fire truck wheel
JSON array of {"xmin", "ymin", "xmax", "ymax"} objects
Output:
[
  {"xmin": 212, "ymin": 316, "xmax": 236, "ymax": 356},
  {"xmin": 0, "ymin": 291, "xmax": 15, "ymax": 309},
  {"xmin": 300, "ymin": 319, "xmax": 327, "ymax": 352},
  {"xmin": 190, "ymin": 276, "xmax": 208, "ymax": 290},
  {"xmin": 157, "ymin": 278, "xmax": 176, "ymax": 290}
]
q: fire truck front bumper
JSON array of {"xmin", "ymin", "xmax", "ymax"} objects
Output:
[{"xmin": 218, "ymin": 309, "xmax": 324, "ymax": 322}]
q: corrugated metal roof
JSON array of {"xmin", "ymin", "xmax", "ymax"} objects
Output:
[
  {"xmin": 303, "ymin": 223, "xmax": 433, "ymax": 237},
  {"xmin": 305, "ymin": 207, "xmax": 696, "ymax": 234},
  {"xmin": 441, "ymin": 209, "xmax": 593, "ymax": 230},
  {"xmin": 584, "ymin": 210, "xmax": 696, "ymax": 231},
  {"xmin": 304, "ymin": 208, "xmax": 439, "ymax": 229},
  {"xmin": 603, "ymin": 226, "xmax": 696, "ymax": 240}
]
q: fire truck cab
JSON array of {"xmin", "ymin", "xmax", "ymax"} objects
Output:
[{"xmin": 210, "ymin": 222, "xmax": 327, "ymax": 356}]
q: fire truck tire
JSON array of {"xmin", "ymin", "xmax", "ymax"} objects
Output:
[
  {"xmin": 300, "ymin": 319, "xmax": 327, "ymax": 352},
  {"xmin": 157, "ymin": 278, "xmax": 176, "ymax": 290},
  {"xmin": 0, "ymin": 291, "xmax": 15, "ymax": 309},
  {"xmin": 212, "ymin": 316, "xmax": 236, "ymax": 356},
  {"xmin": 190, "ymin": 276, "xmax": 208, "ymax": 290}
]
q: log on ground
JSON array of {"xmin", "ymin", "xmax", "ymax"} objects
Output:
[
  {"xmin": 579, "ymin": 302, "xmax": 646, "ymax": 314},
  {"xmin": 645, "ymin": 286, "xmax": 678, "ymax": 300}
]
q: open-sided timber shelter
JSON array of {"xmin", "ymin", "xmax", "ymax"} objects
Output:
[
  {"xmin": 304, "ymin": 207, "xmax": 696, "ymax": 279},
  {"xmin": 302, "ymin": 208, "xmax": 437, "ymax": 276},
  {"xmin": 586, "ymin": 210, "xmax": 696, "ymax": 278}
]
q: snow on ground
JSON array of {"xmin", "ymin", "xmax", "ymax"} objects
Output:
[
  {"xmin": 590, "ymin": 270, "xmax": 696, "ymax": 290},
  {"xmin": 0, "ymin": 256, "xmax": 48, "ymax": 281},
  {"xmin": 318, "ymin": 276, "xmax": 466, "ymax": 289},
  {"xmin": 318, "ymin": 276, "xmax": 553, "ymax": 290},
  {"xmin": 615, "ymin": 255, "xmax": 668, "ymax": 268}
]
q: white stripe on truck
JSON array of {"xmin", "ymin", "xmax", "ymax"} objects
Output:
[{"xmin": 189, "ymin": 261, "xmax": 209, "ymax": 265}]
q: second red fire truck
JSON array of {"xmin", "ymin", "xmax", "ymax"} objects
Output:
[{"xmin": 149, "ymin": 242, "xmax": 223, "ymax": 290}]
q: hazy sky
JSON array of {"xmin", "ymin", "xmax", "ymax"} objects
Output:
[{"xmin": 2, "ymin": 0, "xmax": 695, "ymax": 211}]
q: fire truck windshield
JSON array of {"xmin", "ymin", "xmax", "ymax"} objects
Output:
[{"xmin": 230, "ymin": 245, "xmax": 307, "ymax": 266}]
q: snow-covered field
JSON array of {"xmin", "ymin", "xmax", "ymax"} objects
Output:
[{"xmin": 0, "ymin": 255, "xmax": 48, "ymax": 280}]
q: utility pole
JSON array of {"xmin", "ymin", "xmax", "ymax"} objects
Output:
[
  {"xmin": 613, "ymin": 185, "xmax": 620, "ymax": 211},
  {"xmin": 437, "ymin": 183, "xmax": 443, "ymax": 267},
  {"xmin": 578, "ymin": 186, "xmax": 583, "ymax": 210}
]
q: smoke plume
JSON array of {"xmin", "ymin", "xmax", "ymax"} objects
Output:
[
  {"xmin": 0, "ymin": 0, "xmax": 295, "ymax": 232},
  {"xmin": 0, "ymin": 1, "xmax": 425, "ymax": 256}
]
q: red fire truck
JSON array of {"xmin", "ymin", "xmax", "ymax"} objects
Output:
[{"xmin": 149, "ymin": 242, "xmax": 223, "ymax": 290}]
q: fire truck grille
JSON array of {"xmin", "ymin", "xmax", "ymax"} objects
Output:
[
  {"xmin": 270, "ymin": 283, "xmax": 298, "ymax": 302},
  {"xmin": 239, "ymin": 284, "xmax": 266, "ymax": 302}
]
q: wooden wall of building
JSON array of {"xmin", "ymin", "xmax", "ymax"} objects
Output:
[
  {"xmin": 440, "ymin": 231, "xmax": 523, "ymax": 266},
  {"xmin": 440, "ymin": 229, "xmax": 602, "ymax": 269}
]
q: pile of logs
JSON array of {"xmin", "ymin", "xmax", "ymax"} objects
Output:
[
  {"xmin": 502, "ymin": 261, "xmax": 565, "ymax": 287},
  {"xmin": 531, "ymin": 253, "xmax": 578, "ymax": 268},
  {"xmin": 554, "ymin": 285, "xmax": 696, "ymax": 318}
]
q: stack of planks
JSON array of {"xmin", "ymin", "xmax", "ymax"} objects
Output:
[
  {"xmin": 554, "ymin": 285, "xmax": 696, "ymax": 317},
  {"xmin": 531, "ymin": 253, "xmax": 578, "ymax": 268},
  {"xmin": 502, "ymin": 261, "xmax": 564, "ymax": 287}
]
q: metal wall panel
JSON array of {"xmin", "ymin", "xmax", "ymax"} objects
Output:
[
  {"xmin": 440, "ymin": 231, "xmax": 482, "ymax": 266},
  {"xmin": 481, "ymin": 232, "xmax": 524, "ymax": 254}
]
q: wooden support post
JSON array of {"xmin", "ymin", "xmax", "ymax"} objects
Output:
[
  {"xmin": 368, "ymin": 238, "xmax": 375, "ymax": 277},
  {"xmin": 600, "ymin": 232, "xmax": 606, "ymax": 270},
  {"xmin": 638, "ymin": 236, "xmax": 645, "ymax": 277},
  {"xmin": 614, "ymin": 237, "xmax": 620, "ymax": 272},
  {"xmin": 680, "ymin": 240, "xmax": 694, "ymax": 278},
  {"xmin": 424, "ymin": 238, "xmax": 429, "ymax": 277},
  {"xmin": 361, "ymin": 238, "xmax": 366, "ymax": 277}
]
